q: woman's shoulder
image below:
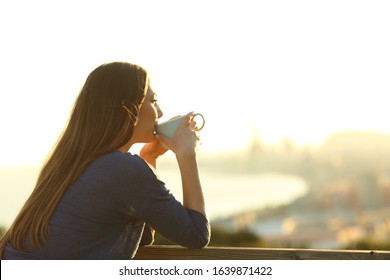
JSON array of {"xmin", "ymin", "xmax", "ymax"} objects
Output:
[
  {"xmin": 97, "ymin": 151, "xmax": 142, "ymax": 163},
  {"xmin": 91, "ymin": 151, "xmax": 150, "ymax": 174},
  {"xmin": 75, "ymin": 152, "xmax": 156, "ymax": 190},
  {"xmin": 94, "ymin": 151, "xmax": 145, "ymax": 166}
]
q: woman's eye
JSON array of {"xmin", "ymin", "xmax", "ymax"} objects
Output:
[{"xmin": 152, "ymin": 99, "xmax": 158, "ymax": 104}]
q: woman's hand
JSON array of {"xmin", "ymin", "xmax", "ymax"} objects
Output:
[
  {"xmin": 139, "ymin": 138, "xmax": 168, "ymax": 169},
  {"xmin": 141, "ymin": 138, "xmax": 168, "ymax": 158},
  {"xmin": 156, "ymin": 112, "xmax": 200, "ymax": 158}
]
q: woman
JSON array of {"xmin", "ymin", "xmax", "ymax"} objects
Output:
[{"xmin": 0, "ymin": 62, "xmax": 210, "ymax": 259}]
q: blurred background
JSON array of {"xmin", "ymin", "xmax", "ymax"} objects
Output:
[{"xmin": 1, "ymin": 0, "xmax": 390, "ymax": 250}]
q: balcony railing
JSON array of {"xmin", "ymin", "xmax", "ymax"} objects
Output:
[{"xmin": 135, "ymin": 245, "xmax": 390, "ymax": 260}]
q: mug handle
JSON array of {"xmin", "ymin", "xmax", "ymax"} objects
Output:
[{"xmin": 191, "ymin": 113, "xmax": 205, "ymax": 131}]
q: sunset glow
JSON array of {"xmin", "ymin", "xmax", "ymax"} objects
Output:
[{"xmin": 1, "ymin": 0, "xmax": 389, "ymax": 167}]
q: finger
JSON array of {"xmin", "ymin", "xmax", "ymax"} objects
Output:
[
  {"xmin": 180, "ymin": 113, "xmax": 193, "ymax": 128},
  {"xmin": 195, "ymin": 133, "xmax": 202, "ymax": 147},
  {"xmin": 185, "ymin": 112, "xmax": 194, "ymax": 122},
  {"xmin": 189, "ymin": 121, "xmax": 197, "ymax": 130}
]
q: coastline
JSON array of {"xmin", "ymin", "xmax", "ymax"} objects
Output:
[{"xmin": 0, "ymin": 166, "xmax": 308, "ymax": 227}]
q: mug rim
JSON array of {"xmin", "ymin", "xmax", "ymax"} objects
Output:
[{"xmin": 158, "ymin": 113, "xmax": 205, "ymax": 131}]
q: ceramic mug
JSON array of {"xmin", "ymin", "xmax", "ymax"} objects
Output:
[{"xmin": 157, "ymin": 113, "xmax": 205, "ymax": 139}]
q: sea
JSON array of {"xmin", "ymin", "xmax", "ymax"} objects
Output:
[{"xmin": 0, "ymin": 166, "xmax": 308, "ymax": 228}]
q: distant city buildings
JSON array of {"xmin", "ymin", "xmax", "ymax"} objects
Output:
[{"xmin": 211, "ymin": 130, "xmax": 390, "ymax": 249}]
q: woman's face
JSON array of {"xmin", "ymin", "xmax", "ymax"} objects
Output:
[{"xmin": 131, "ymin": 85, "xmax": 163, "ymax": 143}]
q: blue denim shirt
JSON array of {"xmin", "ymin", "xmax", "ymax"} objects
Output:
[{"xmin": 4, "ymin": 152, "xmax": 210, "ymax": 259}]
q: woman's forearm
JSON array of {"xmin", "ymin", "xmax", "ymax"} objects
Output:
[{"xmin": 176, "ymin": 154, "xmax": 206, "ymax": 217}]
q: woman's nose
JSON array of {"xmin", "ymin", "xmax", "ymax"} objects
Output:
[{"xmin": 157, "ymin": 104, "xmax": 163, "ymax": 119}]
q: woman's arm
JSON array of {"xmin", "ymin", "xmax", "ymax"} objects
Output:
[
  {"xmin": 118, "ymin": 151, "xmax": 210, "ymax": 249},
  {"xmin": 138, "ymin": 113, "xmax": 208, "ymax": 246},
  {"xmin": 157, "ymin": 113, "xmax": 207, "ymax": 217},
  {"xmin": 176, "ymin": 153, "xmax": 206, "ymax": 216},
  {"xmin": 140, "ymin": 141, "xmax": 206, "ymax": 217}
]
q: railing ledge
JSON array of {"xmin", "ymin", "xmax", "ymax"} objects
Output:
[{"xmin": 134, "ymin": 245, "xmax": 390, "ymax": 260}]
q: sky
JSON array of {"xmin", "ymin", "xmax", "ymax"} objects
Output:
[{"xmin": 0, "ymin": 0, "xmax": 389, "ymax": 167}]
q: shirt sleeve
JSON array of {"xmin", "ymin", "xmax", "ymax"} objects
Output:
[{"xmin": 113, "ymin": 154, "xmax": 210, "ymax": 249}]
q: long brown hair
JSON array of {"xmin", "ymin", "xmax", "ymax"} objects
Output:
[{"xmin": 0, "ymin": 62, "xmax": 148, "ymax": 257}]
